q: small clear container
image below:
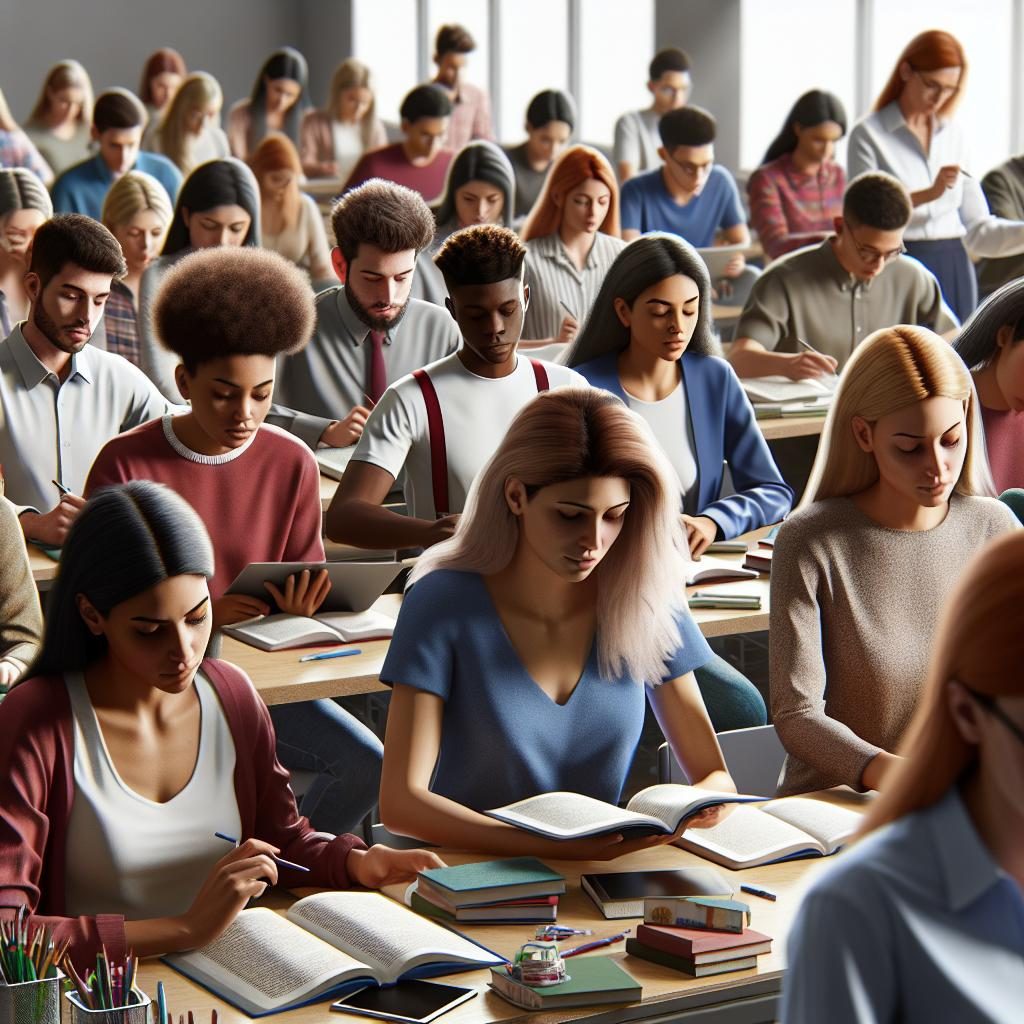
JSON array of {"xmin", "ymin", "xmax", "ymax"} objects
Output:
[
  {"xmin": 0, "ymin": 971, "xmax": 63, "ymax": 1024},
  {"xmin": 65, "ymin": 988, "xmax": 151, "ymax": 1024}
]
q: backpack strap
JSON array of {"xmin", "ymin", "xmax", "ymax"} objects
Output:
[
  {"xmin": 412, "ymin": 369, "xmax": 450, "ymax": 518},
  {"xmin": 530, "ymin": 358, "xmax": 550, "ymax": 392}
]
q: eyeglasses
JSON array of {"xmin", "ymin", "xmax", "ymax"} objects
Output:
[
  {"xmin": 912, "ymin": 69, "xmax": 961, "ymax": 101},
  {"xmin": 965, "ymin": 686, "xmax": 1024, "ymax": 748},
  {"xmin": 847, "ymin": 226, "xmax": 906, "ymax": 265},
  {"xmin": 666, "ymin": 151, "xmax": 713, "ymax": 180}
]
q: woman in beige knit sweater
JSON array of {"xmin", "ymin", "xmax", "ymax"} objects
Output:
[{"xmin": 0, "ymin": 495, "xmax": 43, "ymax": 688}]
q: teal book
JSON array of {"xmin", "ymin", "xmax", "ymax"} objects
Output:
[
  {"xmin": 417, "ymin": 857, "xmax": 565, "ymax": 907},
  {"xmin": 489, "ymin": 957, "xmax": 641, "ymax": 1010}
]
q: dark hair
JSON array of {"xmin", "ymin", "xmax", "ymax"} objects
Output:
[
  {"xmin": 162, "ymin": 158, "xmax": 261, "ymax": 254},
  {"xmin": 761, "ymin": 89, "xmax": 847, "ymax": 164},
  {"xmin": 154, "ymin": 247, "xmax": 314, "ymax": 374},
  {"xmin": 331, "ymin": 179, "xmax": 435, "ymax": 264},
  {"xmin": 0, "ymin": 167, "xmax": 53, "ymax": 218},
  {"xmin": 525, "ymin": 89, "xmax": 576, "ymax": 131},
  {"xmin": 954, "ymin": 278, "xmax": 1024, "ymax": 370},
  {"xmin": 649, "ymin": 47, "xmax": 691, "ymax": 81},
  {"xmin": 139, "ymin": 48, "xmax": 186, "ymax": 105},
  {"xmin": 93, "ymin": 88, "xmax": 147, "ymax": 133},
  {"xmin": 659, "ymin": 106, "xmax": 716, "ymax": 150},
  {"xmin": 28, "ymin": 214, "xmax": 126, "ymax": 289},
  {"xmin": 843, "ymin": 171, "xmax": 912, "ymax": 231},
  {"xmin": 435, "ymin": 23, "xmax": 476, "ymax": 57},
  {"xmin": 433, "ymin": 140, "xmax": 515, "ymax": 227},
  {"xmin": 434, "ymin": 224, "xmax": 526, "ymax": 288},
  {"xmin": 565, "ymin": 234, "xmax": 718, "ymax": 367},
  {"xmin": 30, "ymin": 482, "xmax": 214, "ymax": 677},
  {"xmin": 400, "ymin": 84, "xmax": 453, "ymax": 123},
  {"xmin": 248, "ymin": 47, "xmax": 310, "ymax": 147}
]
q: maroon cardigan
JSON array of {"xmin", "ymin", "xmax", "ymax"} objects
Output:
[{"xmin": 0, "ymin": 658, "xmax": 366, "ymax": 966}]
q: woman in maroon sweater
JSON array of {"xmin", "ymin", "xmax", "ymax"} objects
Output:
[{"xmin": 0, "ymin": 481, "xmax": 440, "ymax": 968}]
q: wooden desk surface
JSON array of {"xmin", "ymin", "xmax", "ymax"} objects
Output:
[
  {"xmin": 757, "ymin": 411, "xmax": 828, "ymax": 442},
  {"xmin": 138, "ymin": 790, "xmax": 869, "ymax": 1023},
  {"xmin": 27, "ymin": 545, "xmax": 57, "ymax": 584}
]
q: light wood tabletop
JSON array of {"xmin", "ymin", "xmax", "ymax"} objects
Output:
[{"xmin": 757, "ymin": 411, "xmax": 828, "ymax": 442}]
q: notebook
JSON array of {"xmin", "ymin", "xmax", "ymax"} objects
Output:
[
  {"xmin": 741, "ymin": 374, "xmax": 836, "ymax": 405},
  {"xmin": 317, "ymin": 446, "xmax": 357, "ymax": 481},
  {"xmin": 582, "ymin": 867, "xmax": 733, "ymax": 919},
  {"xmin": 488, "ymin": 956, "xmax": 641, "ymax": 1010}
]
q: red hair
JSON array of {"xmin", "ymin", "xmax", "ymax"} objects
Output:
[
  {"xmin": 249, "ymin": 132, "xmax": 303, "ymax": 227},
  {"xmin": 139, "ymin": 48, "xmax": 187, "ymax": 105},
  {"xmin": 873, "ymin": 29, "xmax": 968, "ymax": 117},
  {"xmin": 521, "ymin": 145, "xmax": 620, "ymax": 241}
]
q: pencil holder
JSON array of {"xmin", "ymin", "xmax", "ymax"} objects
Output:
[
  {"xmin": 65, "ymin": 988, "xmax": 151, "ymax": 1024},
  {"xmin": 0, "ymin": 971, "xmax": 63, "ymax": 1024}
]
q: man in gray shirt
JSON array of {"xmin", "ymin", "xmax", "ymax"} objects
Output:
[
  {"xmin": 269, "ymin": 179, "xmax": 461, "ymax": 448},
  {"xmin": 0, "ymin": 214, "xmax": 171, "ymax": 545},
  {"xmin": 729, "ymin": 172, "xmax": 958, "ymax": 380}
]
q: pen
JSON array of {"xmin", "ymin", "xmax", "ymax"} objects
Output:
[
  {"xmin": 558, "ymin": 298, "xmax": 577, "ymax": 320},
  {"xmin": 51, "ymin": 478, "xmax": 71, "ymax": 496},
  {"xmin": 691, "ymin": 590, "xmax": 761, "ymax": 599},
  {"xmin": 561, "ymin": 929, "xmax": 630, "ymax": 958},
  {"xmin": 298, "ymin": 647, "xmax": 363, "ymax": 663},
  {"xmin": 740, "ymin": 884, "xmax": 777, "ymax": 902},
  {"xmin": 214, "ymin": 832, "xmax": 311, "ymax": 873}
]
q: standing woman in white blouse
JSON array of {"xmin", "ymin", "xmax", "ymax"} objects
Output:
[{"xmin": 848, "ymin": 30, "xmax": 1024, "ymax": 322}]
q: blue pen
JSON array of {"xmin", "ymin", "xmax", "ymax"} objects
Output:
[
  {"xmin": 156, "ymin": 980, "xmax": 166, "ymax": 1024},
  {"xmin": 298, "ymin": 647, "xmax": 362, "ymax": 663},
  {"xmin": 214, "ymin": 832, "xmax": 311, "ymax": 873},
  {"xmin": 740, "ymin": 883, "xmax": 777, "ymax": 902}
]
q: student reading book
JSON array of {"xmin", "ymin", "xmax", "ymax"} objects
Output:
[{"xmin": 0, "ymin": 483, "xmax": 441, "ymax": 968}]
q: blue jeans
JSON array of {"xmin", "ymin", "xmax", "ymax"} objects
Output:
[
  {"xmin": 694, "ymin": 653, "xmax": 766, "ymax": 732},
  {"xmin": 270, "ymin": 699, "xmax": 383, "ymax": 836}
]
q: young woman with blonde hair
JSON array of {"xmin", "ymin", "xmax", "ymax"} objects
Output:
[
  {"xmin": 153, "ymin": 72, "xmax": 230, "ymax": 175},
  {"xmin": 379, "ymin": 387, "xmax": 736, "ymax": 857},
  {"xmin": 783, "ymin": 530, "xmax": 1024, "ymax": 1023},
  {"xmin": 24, "ymin": 60, "xmax": 94, "ymax": 175},
  {"xmin": 299, "ymin": 58, "xmax": 386, "ymax": 181},
  {"xmin": 770, "ymin": 325, "xmax": 1017, "ymax": 798}
]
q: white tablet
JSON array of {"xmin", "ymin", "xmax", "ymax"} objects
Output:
[{"xmin": 226, "ymin": 561, "xmax": 403, "ymax": 613}]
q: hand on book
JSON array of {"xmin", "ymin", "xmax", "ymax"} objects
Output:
[
  {"xmin": 683, "ymin": 803, "xmax": 736, "ymax": 830},
  {"xmin": 213, "ymin": 593, "xmax": 272, "ymax": 629},
  {"xmin": 346, "ymin": 845, "xmax": 447, "ymax": 889},
  {"xmin": 681, "ymin": 515, "xmax": 719, "ymax": 558},
  {"xmin": 264, "ymin": 568, "xmax": 332, "ymax": 617}
]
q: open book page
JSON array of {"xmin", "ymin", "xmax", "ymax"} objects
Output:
[
  {"xmin": 741, "ymin": 375, "xmax": 835, "ymax": 404},
  {"xmin": 625, "ymin": 784, "xmax": 759, "ymax": 831},
  {"xmin": 287, "ymin": 892, "xmax": 503, "ymax": 983},
  {"xmin": 167, "ymin": 907, "xmax": 372, "ymax": 1015},
  {"xmin": 223, "ymin": 613, "xmax": 340, "ymax": 650},
  {"xmin": 485, "ymin": 792, "xmax": 668, "ymax": 839},
  {"xmin": 762, "ymin": 798, "xmax": 863, "ymax": 854},
  {"xmin": 685, "ymin": 556, "xmax": 758, "ymax": 586},
  {"xmin": 316, "ymin": 608, "xmax": 396, "ymax": 641}
]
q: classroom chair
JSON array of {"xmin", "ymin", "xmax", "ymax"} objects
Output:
[{"xmin": 657, "ymin": 724, "xmax": 785, "ymax": 798}]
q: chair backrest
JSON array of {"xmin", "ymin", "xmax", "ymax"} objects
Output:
[
  {"xmin": 658, "ymin": 724, "xmax": 786, "ymax": 798},
  {"xmin": 371, "ymin": 822, "xmax": 437, "ymax": 850}
]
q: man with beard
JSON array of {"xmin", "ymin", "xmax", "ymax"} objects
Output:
[
  {"xmin": 0, "ymin": 214, "xmax": 171, "ymax": 545},
  {"xmin": 270, "ymin": 179, "xmax": 461, "ymax": 449}
]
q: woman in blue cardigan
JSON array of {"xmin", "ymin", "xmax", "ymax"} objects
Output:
[{"xmin": 565, "ymin": 234, "xmax": 792, "ymax": 554}]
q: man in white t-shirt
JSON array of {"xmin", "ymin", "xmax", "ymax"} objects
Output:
[{"xmin": 327, "ymin": 224, "xmax": 587, "ymax": 550}]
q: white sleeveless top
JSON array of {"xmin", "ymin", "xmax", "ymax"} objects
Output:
[{"xmin": 63, "ymin": 670, "xmax": 242, "ymax": 919}]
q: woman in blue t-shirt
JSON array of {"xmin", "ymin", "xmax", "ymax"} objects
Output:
[{"xmin": 379, "ymin": 387, "xmax": 737, "ymax": 859}]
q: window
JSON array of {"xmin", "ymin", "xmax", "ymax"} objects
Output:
[
  {"xmin": 427, "ymin": 0, "xmax": 491, "ymax": 100},
  {"xmin": 353, "ymin": 0, "xmax": 420, "ymax": 126}
]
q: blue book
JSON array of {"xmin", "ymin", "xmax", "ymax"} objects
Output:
[{"xmin": 417, "ymin": 857, "xmax": 565, "ymax": 907}]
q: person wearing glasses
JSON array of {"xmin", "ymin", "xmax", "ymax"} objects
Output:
[
  {"xmin": 729, "ymin": 172, "xmax": 957, "ymax": 382},
  {"xmin": 848, "ymin": 29, "xmax": 1024, "ymax": 323},
  {"xmin": 782, "ymin": 530, "xmax": 1024, "ymax": 1023}
]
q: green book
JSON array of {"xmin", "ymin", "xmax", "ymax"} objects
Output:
[
  {"xmin": 489, "ymin": 956, "xmax": 641, "ymax": 1010},
  {"xmin": 418, "ymin": 857, "xmax": 565, "ymax": 907}
]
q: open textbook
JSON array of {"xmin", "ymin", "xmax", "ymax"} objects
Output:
[
  {"xmin": 164, "ymin": 892, "xmax": 504, "ymax": 1017},
  {"xmin": 741, "ymin": 374, "xmax": 836, "ymax": 405},
  {"xmin": 676, "ymin": 797, "xmax": 864, "ymax": 869},
  {"xmin": 685, "ymin": 555, "xmax": 758, "ymax": 586},
  {"xmin": 484, "ymin": 785, "xmax": 762, "ymax": 841},
  {"xmin": 222, "ymin": 607, "xmax": 396, "ymax": 651}
]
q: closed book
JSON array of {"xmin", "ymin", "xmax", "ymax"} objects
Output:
[
  {"xmin": 743, "ymin": 549, "xmax": 773, "ymax": 573},
  {"xmin": 581, "ymin": 868, "xmax": 732, "ymax": 920},
  {"xmin": 410, "ymin": 891, "xmax": 558, "ymax": 924},
  {"xmin": 626, "ymin": 939, "xmax": 758, "ymax": 978},
  {"xmin": 488, "ymin": 957, "xmax": 641, "ymax": 1010},
  {"xmin": 636, "ymin": 924, "xmax": 772, "ymax": 962},
  {"xmin": 416, "ymin": 857, "xmax": 564, "ymax": 908},
  {"xmin": 643, "ymin": 897, "xmax": 750, "ymax": 934}
]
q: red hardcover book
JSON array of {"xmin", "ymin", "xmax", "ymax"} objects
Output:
[{"xmin": 636, "ymin": 924, "xmax": 772, "ymax": 964}]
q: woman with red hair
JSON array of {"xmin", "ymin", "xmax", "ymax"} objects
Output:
[
  {"xmin": 138, "ymin": 48, "xmax": 187, "ymax": 124},
  {"xmin": 848, "ymin": 29, "xmax": 1024, "ymax": 322},
  {"xmin": 520, "ymin": 145, "xmax": 624, "ymax": 344},
  {"xmin": 249, "ymin": 132, "xmax": 331, "ymax": 284}
]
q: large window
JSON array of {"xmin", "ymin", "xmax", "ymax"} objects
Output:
[
  {"xmin": 427, "ymin": 0, "xmax": 491, "ymax": 102},
  {"xmin": 353, "ymin": 0, "xmax": 419, "ymax": 125}
]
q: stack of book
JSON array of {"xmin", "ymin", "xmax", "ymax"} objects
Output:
[{"xmin": 409, "ymin": 857, "xmax": 566, "ymax": 925}]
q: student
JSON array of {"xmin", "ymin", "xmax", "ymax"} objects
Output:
[
  {"xmin": 326, "ymin": 225, "xmax": 586, "ymax": 552},
  {"xmin": 342, "ymin": 85, "xmax": 454, "ymax": 204},
  {"xmin": 228, "ymin": 47, "xmax": 311, "ymax": 161},
  {"xmin": 270, "ymin": 178, "xmax": 460, "ymax": 447},
  {"xmin": 430, "ymin": 23, "xmax": 493, "ymax": 152},
  {"xmin": 100, "ymin": 170, "xmax": 173, "ymax": 366},
  {"xmin": 976, "ymin": 153, "xmax": 1024, "ymax": 298},
  {"xmin": 783, "ymin": 530, "xmax": 1024, "ymax": 1023},
  {"xmin": 0, "ymin": 88, "xmax": 53, "ymax": 183},
  {"xmin": 0, "ymin": 480, "xmax": 441, "ymax": 965},
  {"xmin": 86, "ymin": 247, "xmax": 386, "ymax": 836},
  {"xmin": 747, "ymin": 90, "xmax": 847, "ymax": 261},
  {"xmin": 520, "ymin": 145, "xmax": 624, "ymax": 345},
  {"xmin": 620, "ymin": 107, "xmax": 756, "ymax": 303},
  {"xmin": 614, "ymin": 48, "xmax": 691, "ymax": 183},
  {"xmin": 848, "ymin": 29, "xmax": 1024, "ymax": 322},
  {"xmin": 0, "ymin": 215, "xmax": 170, "ymax": 543},
  {"xmin": 0, "ymin": 496, "xmax": 43, "ymax": 689},
  {"xmin": 769, "ymin": 326, "xmax": 1017, "ymax": 798},
  {"xmin": 51, "ymin": 89, "xmax": 182, "ymax": 220},
  {"xmin": 24, "ymin": 60, "xmax": 94, "ymax": 177},
  {"xmin": 502, "ymin": 89, "xmax": 575, "ymax": 219},
  {"xmin": 0, "ymin": 168, "xmax": 53, "ymax": 337},
  {"xmin": 249, "ymin": 133, "xmax": 332, "ymax": 284},
  {"xmin": 730, "ymin": 172, "xmax": 958, "ymax": 380},
  {"xmin": 954, "ymin": 279, "xmax": 1024, "ymax": 492},
  {"xmin": 299, "ymin": 58, "xmax": 387, "ymax": 181},
  {"xmin": 152, "ymin": 72, "xmax": 230, "ymax": 175},
  {"xmin": 138, "ymin": 47, "xmax": 186, "ymax": 125},
  {"xmin": 378, "ymin": 387, "xmax": 735, "ymax": 854}
]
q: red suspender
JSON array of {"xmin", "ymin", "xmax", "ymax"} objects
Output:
[{"xmin": 413, "ymin": 359, "xmax": 550, "ymax": 519}]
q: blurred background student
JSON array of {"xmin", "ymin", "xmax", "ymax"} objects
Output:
[
  {"xmin": 138, "ymin": 47, "xmax": 186, "ymax": 127},
  {"xmin": 0, "ymin": 167, "xmax": 52, "ymax": 336},
  {"xmin": 152, "ymin": 71, "xmax": 230, "ymax": 175},
  {"xmin": 0, "ymin": 88, "xmax": 52, "ymax": 183},
  {"xmin": 23, "ymin": 60, "xmax": 93, "ymax": 176},
  {"xmin": 228, "ymin": 47, "xmax": 310, "ymax": 161}
]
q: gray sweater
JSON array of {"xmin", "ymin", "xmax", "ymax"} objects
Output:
[{"xmin": 769, "ymin": 494, "xmax": 1017, "ymax": 796}]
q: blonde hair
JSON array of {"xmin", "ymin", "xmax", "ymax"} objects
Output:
[
  {"xmin": 858, "ymin": 530, "xmax": 1024, "ymax": 836},
  {"xmin": 327, "ymin": 58, "xmax": 377, "ymax": 149},
  {"xmin": 0, "ymin": 88, "xmax": 16, "ymax": 132},
  {"xmin": 28, "ymin": 60, "xmax": 93, "ymax": 127},
  {"xmin": 101, "ymin": 171, "xmax": 173, "ymax": 238},
  {"xmin": 157, "ymin": 72, "xmax": 223, "ymax": 175},
  {"xmin": 411, "ymin": 388, "xmax": 693, "ymax": 684},
  {"xmin": 802, "ymin": 325, "xmax": 994, "ymax": 506}
]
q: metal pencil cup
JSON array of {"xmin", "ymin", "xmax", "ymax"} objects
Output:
[
  {"xmin": 65, "ymin": 988, "xmax": 151, "ymax": 1024},
  {"xmin": 0, "ymin": 971, "xmax": 63, "ymax": 1024}
]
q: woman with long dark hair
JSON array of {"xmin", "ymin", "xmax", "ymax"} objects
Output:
[{"xmin": 228, "ymin": 47, "xmax": 311, "ymax": 160}]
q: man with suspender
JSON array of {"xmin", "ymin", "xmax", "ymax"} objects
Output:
[{"xmin": 327, "ymin": 225, "xmax": 588, "ymax": 551}]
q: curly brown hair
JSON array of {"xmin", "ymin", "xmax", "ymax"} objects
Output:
[
  {"xmin": 433, "ymin": 224, "xmax": 526, "ymax": 288},
  {"xmin": 331, "ymin": 179, "xmax": 436, "ymax": 264}
]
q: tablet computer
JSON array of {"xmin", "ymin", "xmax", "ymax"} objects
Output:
[
  {"xmin": 226, "ymin": 561, "xmax": 403, "ymax": 613},
  {"xmin": 332, "ymin": 981, "xmax": 476, "ymax": 1023},
  {"xmin": 696, "ymin": 243, "xmax": 748, "ymax": 279}
]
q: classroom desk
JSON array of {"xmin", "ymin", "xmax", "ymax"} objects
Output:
[
  {"xmin": 711, "ymin": 303, "xmax": 743, "ymax": 322},
  {"xmin": 756, "ymin": 411, "xmax": 828, "ymax": 442},
  {"xmin": 138, "ymin": 789, "xmax": 869, "ymax": 1023},
  {"xmin": 27, "ymin": 545, "xmax": 57, "ymax": 586}
]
